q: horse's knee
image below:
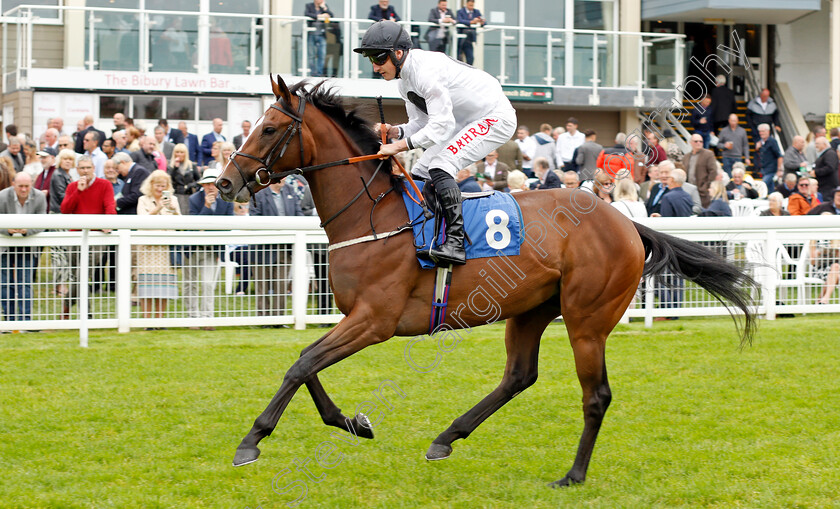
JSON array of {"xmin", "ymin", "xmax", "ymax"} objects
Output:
[
  {"xmin": 583, "ymin": 389, "xmax": 610, "ymax": 422},
  {"xmin": 283, "ymin": 359, "xmax": 313, "ymax": 387},
  {"xmin": 505, "ymin": 369, "xmax": 538, "ymax": 397}
]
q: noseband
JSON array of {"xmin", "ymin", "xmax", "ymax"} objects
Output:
[{"xmin": 229, "ymin": 96, "xmax": 307, "ymax": 194}]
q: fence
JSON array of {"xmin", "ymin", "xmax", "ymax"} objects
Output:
[{"xmin": 0, "ymin": 215, "xmax": 839, "ymax": 345}]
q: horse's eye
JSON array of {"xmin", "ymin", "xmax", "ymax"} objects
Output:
[{"xmin": 263, "ymin": 126, "xmax": 276, "ymax": 135}]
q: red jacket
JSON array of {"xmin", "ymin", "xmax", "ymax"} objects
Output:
[{"xmin": 60, "ymin": 177, "xmax": 117, "ymax": 215}]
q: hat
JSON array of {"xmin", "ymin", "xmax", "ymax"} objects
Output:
[
  {"xmin": 36, "ymin": 147, "xmax": 57, "ymax": 157},
  {"xmin": 198, "ymin": 167, "xmax": 221, "ymax": 184}
]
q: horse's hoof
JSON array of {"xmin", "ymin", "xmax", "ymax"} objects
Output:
[
  {"xmin": 547, "ymin": 475, "xmax": 583, "ymax": 488},
  {"xmin": 233, "ymin": 445, "xmax": 261, "ymax": 467},
  {"xmin": 425, "ymin": 443, "xmax": 452, "ymax": 461},
  {"xmin": 354, "ymin": 413, "xmax": 375, "ymax": 439}
]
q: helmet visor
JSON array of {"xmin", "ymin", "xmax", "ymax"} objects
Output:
[{"xmin": 364, "ymin": 50, "xmax": 390, "ymax": 65}]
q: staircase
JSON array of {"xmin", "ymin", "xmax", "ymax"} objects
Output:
[{"xmin": 679, "ymin": 98, "xmax": 756, "ymax": 165}]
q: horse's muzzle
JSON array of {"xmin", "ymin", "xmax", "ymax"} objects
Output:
[{"xmin": 215, "ymin": 177, "xmax": 252, "ymax": 203}]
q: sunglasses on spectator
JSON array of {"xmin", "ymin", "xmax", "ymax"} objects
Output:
[
  {"xmin": 366, "ymin": 51, "xmax": 390, "ymax": 65},
  {"xmin": 798, "ymin": 183, "xmax": 809, "ymax": 187}
]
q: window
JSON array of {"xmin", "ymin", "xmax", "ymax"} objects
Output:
[
  {"xmin": 0, "ymin": 0, "xmax": 60, "ymax": 20},
  {"xmin": 100, "ymin": 96, "xmax": 130, "ymax": 119},
  {"xmin": 166, "ymin": 97, "xmax": 196, "ymax": 120},
  {"xmin": 133, "ymin": 96, "xmax": 163, "ymax": 119},
  {"xmin": 199, "ymin": 98, "xmax": 227, "ymax": 121}
]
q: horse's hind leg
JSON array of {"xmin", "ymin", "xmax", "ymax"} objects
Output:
[{"xmin": 425, "ymin": 300, "xmax": 559, "ymax": 460}]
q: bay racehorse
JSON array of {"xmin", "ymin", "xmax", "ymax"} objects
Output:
[{"xmin": 215, "ymin": 76, "xmax": 757, "ymax": 487}]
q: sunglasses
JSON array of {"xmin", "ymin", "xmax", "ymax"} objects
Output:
[
  {"xmin": 798, "ymin": 183, "xmax": 809, "ymax": 187},
  {"xmin": 366, "ymin": 51, "xmax": 390, "ymax": 65}
]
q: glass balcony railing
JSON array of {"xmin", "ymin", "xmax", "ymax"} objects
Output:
[{"xmin": 2, "ymin": 5, "xmax": 684, "ymax": 95}]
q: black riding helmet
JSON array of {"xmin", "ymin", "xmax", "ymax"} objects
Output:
[{"xmin": 353, "ymin": 20, "xmax": 412, "ymax": 77}]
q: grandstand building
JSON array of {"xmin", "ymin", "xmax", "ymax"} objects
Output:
[{"xmin": 0, "ymin": 0, "xmax": 832, "ymax": 147}]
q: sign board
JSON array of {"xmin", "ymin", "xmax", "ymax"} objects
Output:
[
  {"xmin": 502, "ymin": 86, "xmax": 553, "ymax": 102},
  {"xmin": 825, "ymin": 113, "xmax": 840, "ymax": 135},
  {"xmin": 32, "ymin": 93, "xmax": 97, "ymax": 140},
  {"xmin": 2, "ymin": 104, "xmax": 14, "ymax": 128}
]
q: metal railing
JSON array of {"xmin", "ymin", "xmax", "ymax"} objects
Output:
[
  {"xmin": 1, "ymin": 5, "xmax": 685, "ymax": 98},
  {"xmin": 0, "ymin": 214, "xmax": 838, "ymax": 346}
]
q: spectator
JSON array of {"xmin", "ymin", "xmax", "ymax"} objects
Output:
[
  {"xmin": 530, "ymin": 157, "xmax": 561, "ymax": 190},
  {"xmin": 533, "ymin": 123, "xmax": 556, "ymax": 171},
  {"xmin": 690, "ymin": 95, "xmax": 714, "ymax": 148},
  {"xmin": 186, "ymin": 168, "xmax": 233, "ymax": 330},
  {"xmin": 0, "ymin": 157, "xmax": 15, "ymax": 191},
  {"xmin": 788, "ymin": 176, "xmax": 819, "ymax": 216},
  {"xmin": 205, "ymin": 141, "xmax": 227, "ymax": 171},
  {"xmin": 304, "ymin": 0, "xmax": 334, "ymax": 77},
  {"xmin": 474, "ymin": 149, "xmax": 510, "ymax": 191},
  {"xmin": 112, "ymin": 113, "xmax": 126, "ymax": 135},
  {"xmin": 701, "ymin": 181, "xmax": 732, "ymax": 216},
  {"xmin": 0, "ymin": 124, "xmax": 17, "ymax": 151},
  {"xmin": 114, "ymin": 152, "xmax": 151, "ymax": 215},
  {"xmin": 178, "ymin": 122, "xmax": 200, "ymax": 164},
  {"xmin": 229, "ymin": 201, "xmax": 251, "ymax": 295},
  {"xmin": 809, "ymin": 236, "xmax": 840, "ymax": 305},
  {"xmin": 82, "ymin": 131, "xmax": 107, "ymax": 178},
  {"xmin": 0, "ymin": 173, "xmax": 46, "ymax": 324},
  {"xmin": 200, "ymin": 118, "xmax": 226, "ymax": 166},
  {"xmin": 250, "ymin": 179, "xmax": 303, "ymax": 318},
  {"xmin": 760, "ymin": 192, "xmax": 790, "ymax": 216},
  {"xmin": 643, "ymin": 131, "xmax": 667, "ymax": 167},
  {"xmin": 755, "ymin": 123, "xmax": 783, "ymax": 190},
  {"xmin": 805, "ymin": 125, "xmax": 826, "ymax": 164},
  {"xmin": 209, "ymin": 20, "xmax": 233, "ymax": 73},
  {"xmin": 575, "ymin": 129, "xmax": 602, "ymax": 177},
  {"xmin": 21, "ymin": 138, "xmax": 43, "ymax": 180},
  {"xmin": 126, "ymin": 125, "xmax": 144, "ymax": 153},
  {"xmin": 131, "ymin": 135, "xmax": 159, "ymax": 172},
  {"xmin": 50, "ymin": 118, "xmax": 65, "ymax": 136},
  {"xmin": 0, "ymin": 137, "xmax": 24, "ymax": 174},
  {"xmin": 710, "ymin": 75, "xmax": 736, "ymax": 132},
  {"xmin": 154, "ymin": 125, "xmax": 175, "ymax": 162},
  {"xmin": 456, "ymin": 166, "xmax": 481, "ymax": 193},
  {"xmin": 102, "ymin": 138, "xmax": 116, "ymax": 159},
  {"xmin": 73, "ymin": 115, "xmax": 106, "ymax": 154},
  {"xmin": 639, "ymin": 164, "xmax": 658, "ymax": 201},
  {"xmin": 808, "ymin": 186, "xmax": 840, "ymax": 215},
  {"xmin": 745, "ymin": 88, "xmax": 781, "ymax": 143},
  {"xmin": 495, "ymin": 138, "xmax": 522, "ymax": 172},
  {"xmin": 103, "ymin": 158, "xmax": 124, "ymax": 196},
  {"xmin": 811, "ymin": 136, "xmax": 839, "ymax": 203},
  {"xmin": 456, "ymin": 0, "xmax": 484, "ymax": 65},
  {"xmin": 783, "ymin": 135, "xmax": 808, "ymax": 177},
  {"xmin": 726, "ymin": 165, "xmax": 759, "ymax": 200},
  {"xmin": 34, "ymin": 148, "xmax": 57, "ymax": 199},
  {"xmin": 168, "ymin": 143, "xmax": 201, "ymax": 215},
  {"xmin": 232, "ymin": 121, "xmax": 252, "ymax": 148},
  {"xmin": 775, "ymin": 172, "xmax": 798, "ymax": 199},
  {"xmin": 368, "ymin": 0, "xmax": 400, "ymax": 21},
  {"xmin": 49, "ymin": 149, "xmax": 77, "ymax": 214},
  {"xmin": 652, "ymin": 168, "xmax": 692, "ymax": 319},
  {"xmin": 717, "ymin": 113, "xmax": 750, "ymax": 175},
  {"xmin": 136, "ymin": 170, "xmax": 181, "ymax": 325},
  {"xmin": 645, "ymin": 161, "xmax": 672, "ymax": 216},
  {"xmin": 425, "ymin": 0, "xmax": 455, "ymax": 53},
  {"xmin": 611, "ymin": 177, "xmax": 647, "ymax": 219},
  {"xmin": 59, "ymin": 155, "xmax": 117, "ymax": 316},
  {"xmin": 562, "ymin": 170, "xmax": 579, "ymax": 189},
  {"xmin": 661, "ymin": 128, "xmax": 685, "ymax": 164},
  {"xmin": 596, "ymin": 132, "xmax": 636, "ymax": 182},
  {"xmin": 159, "ymin": 118, "xmax": 184, "ymax": 145},
  {"xmin": 555, "ymin": 117, "xmax": 585, "ymax": 173},
  {"xmin": 809, "ymin": 178, "xmax": 823, "ymax": 203},
  {"xmin": 112, "ymin": 130, "xmax": 130, "ymax": 154},
  {"xmin": 506, "ymin": 170, "xmax": 528, "ymax": 193},
  {"xmin": 41, "ymin": 128, "xmax": 59, "ymax": 152},
  {"xmin": 830, "ymin": 127, "xmax": 840, "ymax": 152},
  {"xmin": 514, "ymin": 125, "xmax": 537, "ymax": 177}
]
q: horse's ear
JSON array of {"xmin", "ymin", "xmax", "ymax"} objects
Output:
[{"xmin": 270, "ymin": 74, "xmax": 292, "ymax": 104}]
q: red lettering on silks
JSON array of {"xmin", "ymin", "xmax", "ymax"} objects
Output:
[
  {"xmin": 462, "ymin": 132, "xmax": 473, "ymax": 143},
  {"xmin": 456, "ymin": 139, "xmax": 465, "ymax": 149},
  {"xmin": 468, "ymin": 128, "xmax": 479, "ymax": 137},
  {"xmin": 448, "ymin": 145, "xmax": 458, "ymax": 155}
]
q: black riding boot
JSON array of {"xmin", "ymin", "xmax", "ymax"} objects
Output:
[{"xmin": 426, "ymin": 169, "xmax": 466, "ymax": 266}]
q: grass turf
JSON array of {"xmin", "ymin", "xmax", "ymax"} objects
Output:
[{"xmin": 1, "ymin": 316, "xmax": 838, "ymax": 508}]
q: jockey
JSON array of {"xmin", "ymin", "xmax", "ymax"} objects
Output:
[{"xmin": 354, "ymin": 20, "xmax": 517, "ymax": 266}]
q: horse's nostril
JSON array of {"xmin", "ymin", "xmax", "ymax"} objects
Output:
[{"xmin": 217, "ymin": 178, "xmax": 231, "ymax": 190}]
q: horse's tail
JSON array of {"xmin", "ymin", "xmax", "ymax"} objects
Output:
[{"xmin": 633, "ymin": 221, "xmax": 758, "ymax": 347}]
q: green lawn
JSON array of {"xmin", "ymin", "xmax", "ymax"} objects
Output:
[{"xmin": 1, "ymin": 316, "xmax": 839, "ymax": 508}]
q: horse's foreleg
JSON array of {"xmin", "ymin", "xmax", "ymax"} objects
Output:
[
  {"xmin": 425, "ymin": 301, "xmax": 558, "ymax": 461},
  {"xmin": 233, "ymin": 312, "xmax": 390, "ymax": 466}
]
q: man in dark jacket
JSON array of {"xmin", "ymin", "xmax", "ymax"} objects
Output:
[
  {"xmin": 690, "ymin": 95, "xmax": 714, "ymax": 148},
  {"xmin": 745, "ymin": 88, "xmax": 781, "ymax": 143},
  {"xmin": 456, "ymin": 168, "xmax": 482, "ymax": 193},
  {"xmin": 812, "ymin": 136, "xmax": 840, "ymax": 203},
  {"xmin": 807, "ymin": 187, "xmax": 840, "ymax": 215},
  {"xmin": 113, "ymin": 152, "xmax": 150, "ymax": 215},
  {"xmin": 710, "ymin": 75, "xmax": 737, "ymax": 132},
  {"xmin": 249, "ymin": 179, "xmax": 303, "ymax": 318},
  {"xmin": 368, "ymin": 0, "xmax": 400, "ymax": 21},
  {"xmin": 530, "ymin": 157, "xmax": 561, "ymax": 190},
  {"xmin": 130, "ymin": 136, "xmax": 158, "ymax": 171},
  {"xmin": 73, "ymin": 115, "xmax": 106, "ymax": 154}
]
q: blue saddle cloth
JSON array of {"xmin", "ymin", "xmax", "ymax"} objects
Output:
[{"xmin": 401, "ymin": 181, "xmax": 523, "ymax": 269}]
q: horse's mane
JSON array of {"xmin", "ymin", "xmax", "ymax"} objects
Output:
[{"xmin": 290, "ymin": 81, "xmax": 382, "ymax": 158}]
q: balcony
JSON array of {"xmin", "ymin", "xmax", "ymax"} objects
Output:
[
  {"xmin": 2, "ymin": 5, "xmax": 685, "ymax": 108},
  {"xmin": 642, "ymin": 0, "xmax": 820, "ymax": 24}
]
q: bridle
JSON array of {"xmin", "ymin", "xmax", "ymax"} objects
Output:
[{"xmin": 228, "ymin": 96, "xmax": 307, "ymax": 194}]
